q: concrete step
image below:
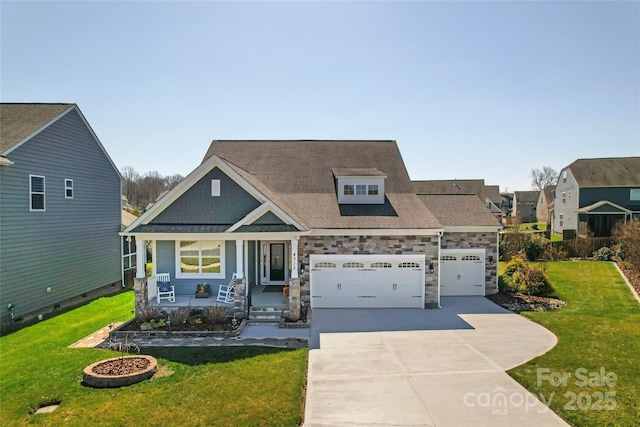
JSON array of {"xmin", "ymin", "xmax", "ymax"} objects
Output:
[{"xmin": 249, "ymin": 306, "xmax": 283, "ymax": 323}]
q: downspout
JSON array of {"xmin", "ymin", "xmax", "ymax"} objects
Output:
[{"xmin": 437, "ymin": 230, "xmax": 443, "ymax": 309}]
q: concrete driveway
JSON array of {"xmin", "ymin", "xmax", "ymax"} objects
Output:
[{"xmin": 304, "ymin": 297, "xmax": 568, "ymax": 426}]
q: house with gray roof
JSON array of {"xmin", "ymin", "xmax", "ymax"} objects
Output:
[
  {"xmin": 536, "ymin": 185, "xmax": 555, "ymax": 223},
  {"xmin": 512, "ymin": 190, "xmax": 540, "ymax": 223},
  {"xmin": 553, "ymin": 157, "xmax": 640, "ymax": 237},
  {"xmin": 124, "ymin": 140, "xmax": 500, "ymax": 319},
  {"xmin": 0, "ymin": 103, "xmax": 122, "ymax": 329}
]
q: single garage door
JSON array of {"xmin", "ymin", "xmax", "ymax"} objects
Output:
[
  {"xmin": 440, "ymin": 249, "xmax": 485, "ymax": 296},
  {"xmin": 310, "ymin": 254, "xmax": 425, "ymax": 308}
]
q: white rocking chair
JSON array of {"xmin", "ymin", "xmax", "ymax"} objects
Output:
[
  {"xmin": 216, "ymin": 274, "xmax": 236, "ymax": 303},
  {"xmin": 156, "ymin": 272, "xmax": 175, "ymax": 304}
]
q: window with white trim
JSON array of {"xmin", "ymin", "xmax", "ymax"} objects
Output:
[
  {"xmin": 30, "ymin": 175, "xmax": 45, "ymax": 211},
  {"xmin": 559, "ymin": 213, "xmax": 564, "ymax": 226},
  {"xmin": 355, "ymin": 184, "xmax": 367, "ymax": 195},
  {"xmin": 123, "ymin": 236, "xmax": 137, "ymax": 270},
  {"xmin": 562, "ymin": 170, "xmax": 567, "ymax": 183},
  {"xmin": 371, "ymin": 262, "xmax": 392, "ymax": 268},
  {"xmin": 344, "ymin": 184, "xmax": 354, "ymax": 195},
  {"xmin": 562, "ymin": 192, "xmax": 566, "ymax": 204},
  {"xmin": 177, "ymin": 240, "xmax": 225, "ymax": 278},
  {"xmin": 65, "ymin": 179, "xmax": 74, "ymax": 199},
  {"xmin": 342, "ymin": 262, "xmax": 364, "ymax": 268},
  {"xmin": 398, "ymin": 262, "xmax": 420, "ymax": 268},
  {"xmin": 631, "ymin": 189, "xmax": 640, "ymax": 201},
  {"xmin": 368, "ymin": 184, "xmax": 379, "ymax": 195}
]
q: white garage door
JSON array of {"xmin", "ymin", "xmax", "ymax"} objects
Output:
[
  {"xmin": 440, "ymin": 250, "xmax": 485, "ymax": 296},
  {"xmin": 310, "ymin": 255, "xmax": 425, "ymax": 308}
]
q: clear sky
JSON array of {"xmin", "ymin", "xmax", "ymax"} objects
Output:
[{"xmin": 2, "ymin": 1, "xmax": 638, "ymax": 192}]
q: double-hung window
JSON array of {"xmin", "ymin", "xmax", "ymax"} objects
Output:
[
  {"xmin": 30, "ymin": 175, "xmax": 45, "ymax": 211},
  {"xmin": 177, "ymin": 240, "xmax": 225, "ymax": 278},
  {"xmin": 355, "ymin": 184, "xmax": 367, "ymax": 195},
  {"xmin": 65, "ymin": 179, "xmax": 74, "ymax": 199},
  {"xmin": 123, "ymin": 236, "xmax": 137, "ymax": 269}
]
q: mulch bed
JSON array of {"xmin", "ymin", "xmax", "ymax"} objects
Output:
[
  {"xmin": 91, "ymin": 357, "xmax": 150, "ymax": 376},
  {"xmin": 119, "ymin": 318, "xmax": 236, "ymax": 332},
  {"xmin": 617, "ymin": 262, "xmax": 640, "ymax": 297},
  {"xmin": 487, "ymin": 292, "xmax": 567, "ymax": 313}
]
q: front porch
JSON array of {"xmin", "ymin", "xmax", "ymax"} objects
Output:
[{"xmin": 133, "ymin": 236, "xmax": 302, "ymax": 320}]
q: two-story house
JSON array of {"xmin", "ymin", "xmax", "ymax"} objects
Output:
[
  {"xmin": 512, "ymin": 191, "xmax": 540, "ymax": 223},
  {"xmin": 0, "ymin": 104, "xmax": 122, "ymax": 330},
  {"xmin": 552, "ymin": 157, "xmax": 640, "ymax": 237}
]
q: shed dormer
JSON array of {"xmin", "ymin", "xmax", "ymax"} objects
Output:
[{"xmin": 332, "ymin": 168, "xmax": 387, "ymax": 205}]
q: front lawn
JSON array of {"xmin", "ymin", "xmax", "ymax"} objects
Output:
[
  {"xmin": 0, "ymin": 291, "xmax": 308, "ymax": 426},
  {"xmin": 507, "ymin": 262, "xmax": 640, "ymax": 426}
]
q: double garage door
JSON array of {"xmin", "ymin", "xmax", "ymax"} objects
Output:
[
  {"xmin": 440, "ymin": 250, "xmax": 485, "ymax": 296},
  {"xmin": 310, "ymin": 255, "xmax": 425, "ymax": 308}
]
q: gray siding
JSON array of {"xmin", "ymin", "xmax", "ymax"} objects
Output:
[
  {"xmin": 553, "ymin": 168, "xmax": 580, "ymax": 234},
  {"xmin": 580, "ymin": 187, "xmax": 636, "ymax": 209},
  {"xmin": 252, "ymin": 211, "xmax": 285, "ymax": 225},
  {"xmin": 0, "ymin": 109, "xmax": 121, "ymax": 319},
  {"xmin": 150, "ymin": 167, "xmax": 261, "ymax": 225},
  {"xmin": 154, "ymin": 239, "xmax": 237, "ymax": 296}
]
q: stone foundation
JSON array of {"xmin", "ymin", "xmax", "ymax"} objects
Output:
[
  {"xmin": 134, "ymin": 278, "xmax": 148, "ymax": 314},
  {"xmin": 287, "ymin": 278, "xmax": 301, "ymax": 321},
  {"xmin": 233, "ymin": 278, "xmax": 247, "ymax": 319}
]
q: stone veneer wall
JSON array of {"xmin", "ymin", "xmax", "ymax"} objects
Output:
[
  {"xmin": 298, "ymin": 235, "xmax": 440, "ymax": 308},
  {"xmin": 440, "ymin": 232, "xmax": 498, "ymax": 295}
]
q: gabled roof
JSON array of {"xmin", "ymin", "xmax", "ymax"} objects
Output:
[
  {"xmin": 566, "ymin": 157, "xmax": 640, "ymax": 187},
  {"xmin": 578, "ymin": 200, "xmax": 631, "ymax": 214},
  {"xmin": 514, "ymin": 190, "xmax": 540, "ymax": 202},
  {"xmin": 417, "ymin": 194, "xmax": 501, "ymax": 228},
  {"xmin": 0, "ymin": 103, "xmax": 74, "ymax": 153},
  {"xmin": 202, "ymin": 140, "xmax": 441, "ymax": 230},
  {"xmin": 484, "ymin": 185, "xmax": 501, "ymax": 204},
  {"xmin": 412, "ymin": 179, "xmax": 486, "ymax": 201}
]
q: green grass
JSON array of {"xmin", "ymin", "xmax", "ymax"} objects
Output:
[
  {"xmin": 0, "ymin": 291, "xmax": 308, "ymax": 426},
  {"xmin": 507, "ymin": 262, "xmax": 640, "ymax": 426},
  {"xmin": 550, "ymin": 233, "xmax": 563, "ymax": 242},
  {"xmin": 503, "ymin": 221, "xmax": 548, "ymax": 233}
]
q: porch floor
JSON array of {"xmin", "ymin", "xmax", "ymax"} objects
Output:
[
  {"xmin": 251, "ymin": 285, "xmax": 287, "ymax": 308},
  {"xmin": 147, "ymin": 285, "xmax": 288, "ymax": 309}
]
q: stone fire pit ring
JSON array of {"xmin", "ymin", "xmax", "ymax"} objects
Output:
[{"xmin": 83, "ymin": 355, "xmax": 158, "ymax": 388}]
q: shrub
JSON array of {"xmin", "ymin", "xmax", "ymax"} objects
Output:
[
  {"xmin": 202, "ymin": 305, "xmax": 229, "ymax": 324},
  {"xmin": 522, "ymin": 234, "xmax": 549, "ymax": 261},
  {"xmin": 613, "ymin": 219, "xmax": 640, "ymax": 274},
  {"xmin": 613, "ymin": 244, "xmax": 626, "ymax": 261},
  {"xmin": 593, "ymin": 247, "xmax": 613, "ymax": 261},
  {"xmin": 137, "ymin": 306, "xmax": 162, "ymax": 323},
  {"xmin": 168, "ymin": 307, "xmax": 190, "ymax": 325},
  {"xmin": 499, "ymin": 255, "xmax": 555, "ymax": 297},
  {"xmin": 541, "ymin": 245, "xmax": 567, "ymax": 261}
]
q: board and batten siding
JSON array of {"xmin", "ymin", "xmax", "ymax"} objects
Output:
[
  {"xmin": 0, "ymin": 108, "xmax": 122, "ymax": 319},
  {"xmin": 150, "ymin": 167, "xmax": 261, "ymax": 226}
]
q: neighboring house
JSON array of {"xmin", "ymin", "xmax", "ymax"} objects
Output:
[
  {"xmin": 484, "ymin": 185, "xmax": 503, "ymax": 221},
  {"xmin": 553, "ymin": 157, "xmax": 640, "ymax": 237},
  {"xmin": 536, "ymin": 185, "xmax": 555, "ymax": 223},
  {"xmin": 416, "ymin": 194, "xmax": 502, "ymax": 297},
  {"xmin": 0, "ymin": 103, "xmax": 122, "ymax": 328},
  {"xmin": 512, "ymin": 191, "xmax": 540, "ymax": 223},
  {"xmin": 123, "ymin": 140, "xmax": 499, "ymax": 319},
  {"xmin": 500, "ymin": 193, "xmax": 513, "ymax": 217}
]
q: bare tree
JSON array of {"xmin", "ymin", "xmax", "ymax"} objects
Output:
[
  {"xmin": 120, "ymin": 166, "xmax": 184, "ymax": 210},
  {"xmin": 530, "ymin": 166, "xmax": 558, "ymax": 191}
]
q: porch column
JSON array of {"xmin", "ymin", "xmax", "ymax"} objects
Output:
[
  {"xmin": 235, "ymin": 239, "xmax": 244, "ymax": 279},
  {"xmin": 135, "ymin": 239, "xmax": 147, "ymax": 279},
  {"xmin": 291, "ymin": 238, "xmax": 299, "ymax": 279}
]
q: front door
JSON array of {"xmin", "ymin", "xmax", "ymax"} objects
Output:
[{"xmin": 270, "ymin": 243, "xmax": 285, "ymax": 281}]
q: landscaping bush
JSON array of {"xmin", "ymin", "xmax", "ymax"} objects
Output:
[
  {"xmin": 613, "ymin": 244, "xmax": 626, "ymax": 261},
  {"xmin": 168, "ymin": 307, "xmax": 190, "ymax": 325},
  {"xmin": 593, "ymin": 246, "xmax": 613, "ymax": 261},
  {"xmin": 541, "ymin": 245, "xmax": 567, "ymax": 261},
  {"xmin": 499, "ymin": 255, "xmax": 555, "ymax": 296},
  {"xmin": 137, "ymin": 306, "xmax": 161, "ymax": 323},
  {"xmin": 522, "ymin": 234, "xmax": 549, "ymax": 261},
  {"xmin": 613, "ymin": 219, "xmax": 640, "ymax": 274},
  {"xmin": 202, "ymin": 305, "xmax": 229, "ymax": 324}
]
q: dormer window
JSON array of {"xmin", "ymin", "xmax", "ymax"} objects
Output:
[{"xmin": 333, "ymin": 168, "xmax": 387, "ymax": 205}]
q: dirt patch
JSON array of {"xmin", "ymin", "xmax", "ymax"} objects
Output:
[{"xmin": 487, "ymin": 292, "xmax": 567, "ymax": 313}]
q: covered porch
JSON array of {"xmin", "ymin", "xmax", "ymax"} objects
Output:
[
  {"xmin": 132, "ymin": 235, "xmax": 302, "ymax": 319},
  {"xmin": 578, "ymin": 200, "xmax": 633, "ymax": 237}
]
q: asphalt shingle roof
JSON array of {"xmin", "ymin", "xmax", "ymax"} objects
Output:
[
  {"xmin": 412, "ymin": 179, "xmax": 486, "ymax": 201},
  {"xmin": 418, "ymin": 194, "xmax": 501, "ymax": 227},
  {"xmin": 567, "ymin": 157, "xmax": 640, "ymax": 187},
  {"xmin": 0, "ymin": 103, "xmax": 73, "ymax": 153},
  {"xmin": 203, "ymin": 140, "xmax": 441, "ymax": 230}
]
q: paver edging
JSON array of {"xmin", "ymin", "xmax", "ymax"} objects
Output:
[{"xmin": 108, "ymin": 319, "xmax": 247, "ymax": 340}]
